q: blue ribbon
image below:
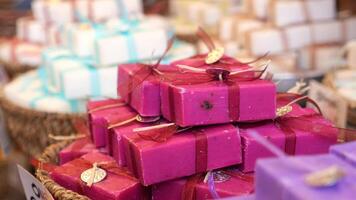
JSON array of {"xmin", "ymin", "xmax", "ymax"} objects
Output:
[
  {"xmin": 35, "ymin": 68, "xmax": 80, "ymax": 112},
  {"xmin": 116, "ymin": 0, "xmax": 129, "ymax": 20},
  {"xmin": 92, "ymin": 19, "xmax": 139, "ymax": 65}
]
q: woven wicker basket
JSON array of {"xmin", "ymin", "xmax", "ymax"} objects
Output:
[
  {"xmin": 35, "ymin": 141, "xmax": 89, "ymax": 200},
  {"xmin": 0, "ymin": 59, "xmax": 35, "ymax": 79},
  {"xmin": 323, "ymin": 72, "xmax": 356, "ymax": 127},
  {"xmin": 0, "ymin": 91, "xmax": 85, "ymax": 157}
]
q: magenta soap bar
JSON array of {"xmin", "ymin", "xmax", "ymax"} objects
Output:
[
  {"xmin": 107, "ymin": 120, "xmax": 160, "ymax": 167},
  {"xmin": 123, "ymin": 124, "xmax": 242, "ymax": 186},
  {"xmin": 87, "ymin": 99, "xmax": 135, "ymax": 148},
  {"xmin": 59, "ymin": 137, "xmax": 98, "ymax": 165},
  {"xmin": 51, "ymin": 152, "xmax": 148, "ymax": 200},
  {"xmin": 152, "ymin": 170, "xmax": 254, "ymax": 200},
  {"xmin": 239, "ymin": 104, "xmax": 338, "ymax": 172},
  {"xmin": 160, "ymin": 79, "xmax": 276, "ymax": 127},
  {"xmin": 117, "ymin": 64, "xmax": 173, "ymax": 117},
  {"xmin": 330, "ymin": 141, "xmax": 356, "ymax": 167},
  {"xmin": 255, "ymin": 154, "xmax": 356, "ymax": 200}
]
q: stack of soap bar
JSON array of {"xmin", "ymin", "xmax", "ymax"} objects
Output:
[
  {"xmin": 45, "ymin": 54, "xmax": 118, "ymax": 99},
  {"xmin": 152, "ymin": 169, "xmax": 254, "ymax": 200},
  {"xmin": 270, "ymin": 0, "xmax": 336, "ymax": 27},
  {"xmin": 32, "ymin": 0, "xmax": 143, "ymax": 25},
  {"xmin": 51, "ymin": 152, "xmax": 149, "ymax": 200},
  {"xmin": 87, "ymin": 99, "xmax": 136, "ymax": 148},
  {"xmin": 61, "ymin": 16, "xmax": 170, "ymax": 65},
  {"xmin": 123, "ymin": 124, "xmax": 242, "ymax": 185},
  {"xmin": 239, "ymin": 104, "xmax": 338, "ymax": 172},
  {"xmin": 16, "ymin": 16, "xmax": 61, "ymax": 46},
  {"xmin": 255, "ymin": 154, "xmax": 356, "ymax": 200}
]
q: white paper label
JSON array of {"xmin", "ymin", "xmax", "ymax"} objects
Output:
[
  {"xmin": 17, "ymin": 165, "xmax": 54, "ymax": 200},
  {"xmin": 308, "ymin": 81, "xmax": 347, "ymax": 128}
]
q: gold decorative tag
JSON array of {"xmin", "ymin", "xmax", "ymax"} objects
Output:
[
  {"xmin": 80, "ymin": 163, "xmax": 107, "ymax": 187},
  {"xmin": 205, "ymin": 47, "xmax": 224, "ymax": 64},
  {"xmin": 305, "ymin": 166, "xmax": 345, "ymax": 188},
  {"xmin": 276, "ymin": 105, "xmax": 293, "ymax": 117}
]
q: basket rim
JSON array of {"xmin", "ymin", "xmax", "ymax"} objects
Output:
[{"xmin": 0, "ymin": 74, "xmax": 85, "ymax": 118}]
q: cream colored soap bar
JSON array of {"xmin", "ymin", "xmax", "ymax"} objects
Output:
[
  {"xmin": 246, "ymin": 18, "xmax": 356, "ymax": 56},
  {"xmin": 32, "ymin": 0, "xmax": 143, "ymax": 25},
  {"xmin": 297, "ymin": 44, "xmax": 344, "ymax": 71},
  {"xmin": 270, "ymin": 0, "xmax": 336, "ymax": 27}
]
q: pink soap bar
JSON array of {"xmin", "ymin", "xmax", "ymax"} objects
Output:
[
  {"xmin": 160, "ymin": 79, "xmax": 276, "ymax": 127},
  {"xmin": 59, "ymin": 137, "xmax": 99, "ymax": 165},
  {"xmin": 117, "ymin": 64, "xmax": 173, "ymax": 117},
  {"xmin": 123, "ymin": 124, "xmax": 242, "ymax": 186},
  {"xmin": 152, "ymin": 170, "xmax": 254, "ymax": 200},
  {"xmin": 87, "ymin": 99, "xmax": 136, "ymax": 148},
  {"xmin": 239, "ymin": 104, "xmax": 338, "ymax": 172},
  {"xmin": 107, "ymin": 120, "xmax": 162, "ymax": 167},
  {"xmin": 51, "ymin": 152, "xmax": 148, "ymax": 200}
]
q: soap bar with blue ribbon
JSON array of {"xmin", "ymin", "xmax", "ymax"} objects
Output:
[
  {"xmin": 45, "ymin": 55, "xmax": 118, "ymax": 100},
  {"xmin": 32, "ymin": 0, "xmax": 143, "ymax": 26},
  {"xmin": 4, "ymin": 70, "xmax": 86, "ymax": 113},
  {"xmin": 16, "ymin": 16, "xmax": 62, "ymax": 46},
  {"xmin": 62, "ymin": 16, "xmax": 171, "ymax": 66}
]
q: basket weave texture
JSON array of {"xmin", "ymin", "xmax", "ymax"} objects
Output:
[
  {"xmin": 0, "ymin": 91, "xmax": 85, "ymax": 156},
  {"xmin": 0, "ymin": 59, "xmax": 35, "ymax": 79}
]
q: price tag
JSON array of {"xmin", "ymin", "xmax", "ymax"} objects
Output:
[
  {"xmin": 308, "ymin": 81, "xmax": 347, "ymax": 128},
  {"xmin": 17, "ymin": 165, "xmax": 54, "ymax": 200}
]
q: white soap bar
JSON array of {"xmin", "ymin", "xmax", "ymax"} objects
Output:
[
  {"xmin": 32, "ymin": 0, "xmax": 143, "ymax": 25},
  {"xmin": 63, "ymin": 16, "xmax": 170, "ymax": 66},
  {"xmin": 272, "ymin": 0, "xmax": 336, "ymax": 27},
  {"xmin": 0, "ymin": 39, "xmax": 42, "ymax": 66},
  {"xmin": 297, "ymin": 44, "xmax": 344, "ymax": 71},
  {"xmin": 246, "ymin": 17, "xmax": 356, "ymax": 56}
]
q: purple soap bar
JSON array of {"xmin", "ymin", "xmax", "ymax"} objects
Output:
[
  {"xmin": 152, "ymin": 170, "xmax": 254, "ymax": 200},
  {"xmin": 117, "ymin": 64, "xmax": 174, "ymax": 117},
  {"xmin": 59, "ymin": 137, "xmax": 99, "ymax": 165},
  {"xmin": 239, "ymin": 104, "xmax": 338, "ymax": 172},
  {"xmin": 330, "ymin": 141, "xmax": 356, "ymax": 167},
  {"xmin": 87, "ymin": 99, "xmax": 136, "ymax": 148},
  {"xmin": 160, "ymin": 79, "xmax": 276, "ymax": 127},
  {"xmin": 107, "ymin": 120, "xmax": 161, "ymax": 167},
  {"xmin": 51, "ymin": 152, "xmax": 148, "ymax": 200},
  {"xmin": 123, "ymin": 124, "xmax": 242, "ymax": 186},
  {"xmin": 222, "ymin": 195, "xmax": 255, "ymax": 200},
  {"xmin": 255, "ymin": 154, "xmax": 356, "ymax": 200}
]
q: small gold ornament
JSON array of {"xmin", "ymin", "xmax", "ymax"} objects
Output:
[
  {"xmin": 276, "ymin": 105, "xmax": 293, "ymax": 117},
  {"xmin": 305, "ymin": 166, "xmax": 345, "ymax": 188},
  {"xmin": 80, "ymin": 163, "xmax": 107, "ymax": 187},
  {"xmin": 205, "ymin": 47, "xmax": 224, "ymax": 64}
]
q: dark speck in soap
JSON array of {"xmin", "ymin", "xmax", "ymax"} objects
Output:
[{"xmin": 201, "ymin": 100, "xmax": 214, "ymax": 110}]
